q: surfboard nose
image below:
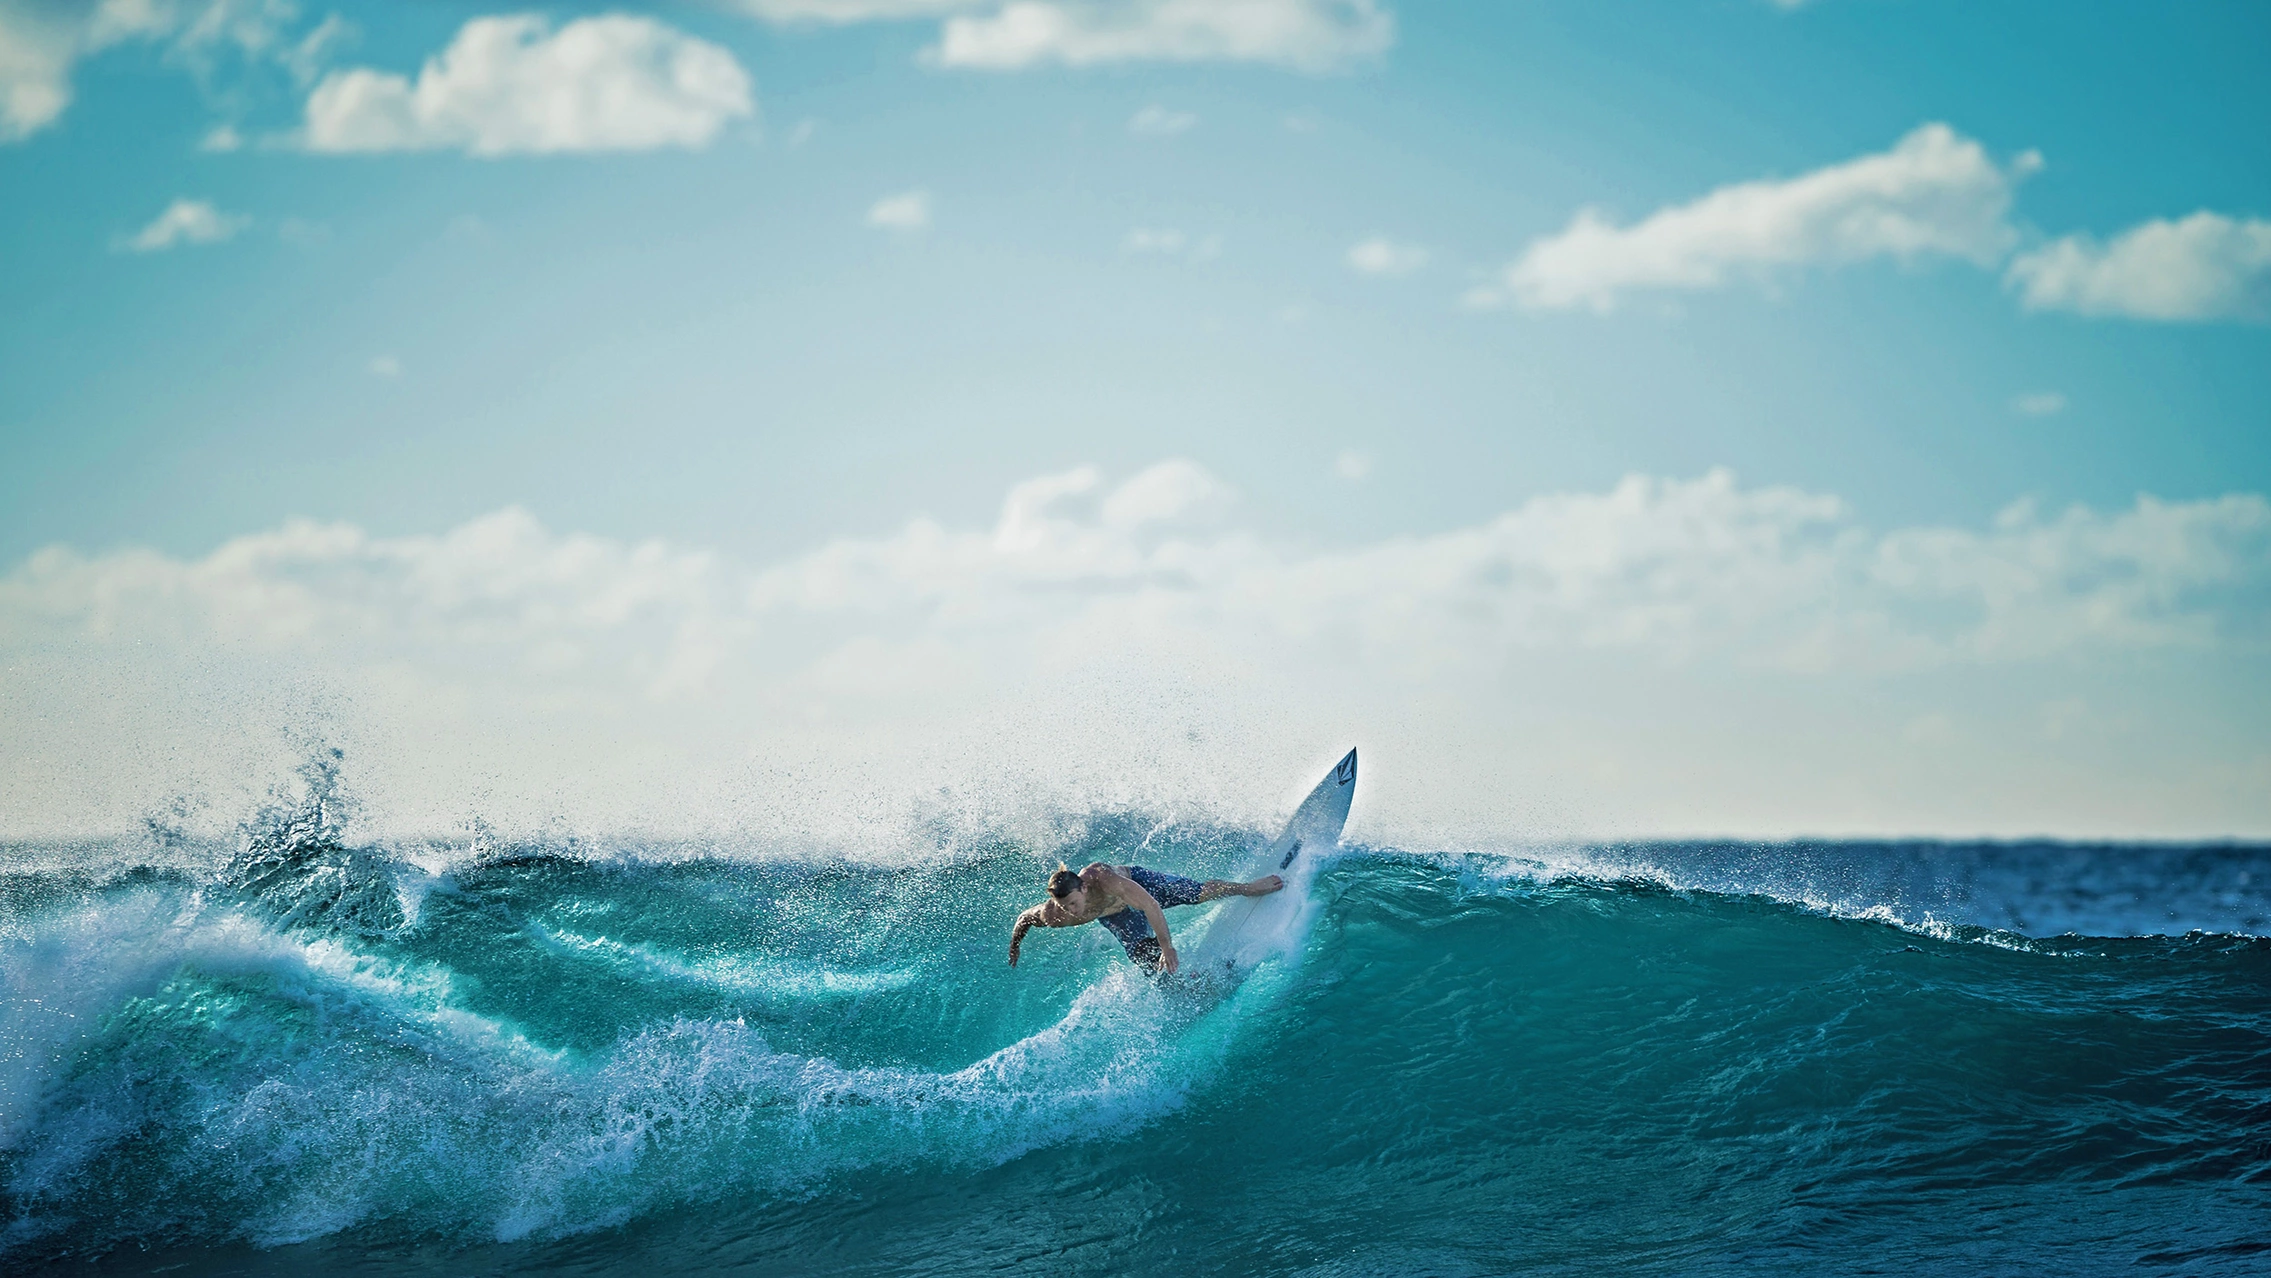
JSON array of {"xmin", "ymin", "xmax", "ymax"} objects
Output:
[{"xmin": 1334, "ymin": 747, "xmax": 1357, "ymax": 787}]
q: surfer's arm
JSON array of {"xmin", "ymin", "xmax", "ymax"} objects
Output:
[
  {"xmin": 1008, "ymin": 907, "xmax": 1043, "ymax": 967},
  {"xmin": 1118, "ymin": 881, "xmax": 1178, "ymax": 974}
]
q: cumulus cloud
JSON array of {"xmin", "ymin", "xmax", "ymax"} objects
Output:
[
  {"xmin": 3, "ymin": 506, "xmax": 747, "ymax": 698},
  {"xmin": 2005, "ymin": 211, "xmax": 2271, "ymax": 322},
  {"xmin": 867, "ymin": 188, "xmax": 931, "ymax": 230},
  {"xmin": 1494, "ymin": 123, "xmax": 2038, "ymax": 312},
  {"xmin": 7, "ymin": 460, "xmax": 2270, "ymax": 837},
  {"xmin": 929, "ymin": 0, "xmax": 1393, "ymax": 71},
  {"xmin": 303, "ymin": 14, "xmax": 754, "ymax": 155},
  {"xmin": 1347, "ymin": 236, "xmax": 1426, "ymax": 277},
  {"xmin": 120, "ymin": 197, "xmax": 249, "ymax": 252},
  {"xmin": 12, "ymin": 462, "xmax": 2263, "ymax": 683}
]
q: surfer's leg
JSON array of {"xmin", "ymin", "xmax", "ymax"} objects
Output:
[
  {"xmin": 1125, "ymin": 867, "xmax": 1207, "ymax": 909},
  {"xmin": 1197, "ymin": 876, "xmax": 1283, "ymax": 901}
]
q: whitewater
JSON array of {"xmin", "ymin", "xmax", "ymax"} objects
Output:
[{"xmin": 3, "ymin": 758, "xmax": 2267, "ymax": 1276}]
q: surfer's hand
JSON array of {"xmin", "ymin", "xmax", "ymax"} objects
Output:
[
  {"xmin": 1159, "ymin": 944, "xmax": 1179, "ymax": 975},
  {"xmin": 1257, "ymin": 875, "xmax": 1284, "ymax": 894}
]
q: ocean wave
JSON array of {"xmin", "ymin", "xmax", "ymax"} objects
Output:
[{"xmin": 3, "ymin": 810, "xmax": 2268, "ymax": 1273}]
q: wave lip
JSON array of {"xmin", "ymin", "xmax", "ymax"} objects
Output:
[{"xmin": 1433, "ymin": 837, "xmax": 2271, "ymax": 940}]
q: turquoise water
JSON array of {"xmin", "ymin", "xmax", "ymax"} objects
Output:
[{"xmin": 4, "ymin": 781, "xmax": 2268, "ymax": 1275}]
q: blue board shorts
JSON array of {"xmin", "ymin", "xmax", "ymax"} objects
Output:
[{"xmin": 1097, "ymin": 865, "xmax": 1206, "ymax": 967}]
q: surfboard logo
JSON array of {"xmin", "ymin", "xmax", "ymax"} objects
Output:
[
  {"xmin": 1334, "ymin": 752, "xmax": 1355, "ymax": 786},
  {"xmin": 1280, "ymin": 839, "xmax": 1301, "ymax": 869}
]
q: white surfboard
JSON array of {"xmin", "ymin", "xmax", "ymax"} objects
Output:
[{"xmin": 1199, "ymin": 747, "xmax": 1358, "ymax": 973}]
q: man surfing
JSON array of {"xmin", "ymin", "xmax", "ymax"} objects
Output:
[{"xmin": 1008, "ymin": 862, "xmax": 1283, "ymax": 974}]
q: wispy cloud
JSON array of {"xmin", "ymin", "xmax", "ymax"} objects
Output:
[
  {"xmin": 302, "ymin": 15, "xmax": 754, "ymax": 155},
  {"xmin": 928, "ymin": 0, "xmax": 1394, "ymax": 71},
  {"xmin": 0, "ymin": 0, "xmax": 318, "ymax": 143},
  {"xmin": 2011, "ymin": 391, "xmax": 2066, "ymax": 417},
  {"xmin": 120, "ymin": 198, "xmax": 249, "ymax": 253},
  {"xmin": 1489, "ymin": 124, "xmax": 2038, "ymax": 312},
  {"xmin": 722, "ymin": 0, "xmax": 986, "ymax": 21},
  {"xmin": 2007, "ymin": 211, "xmax": 2271, "ymax": 322},
  {"xmin": 1127, "ymin": 104, "xmax": 1196, "ymax": 135},
  {"xmin": 868, "ymin": 189, "xmax": 932, "ymax": 231},
  {"xmin": 1347, "ymin": 237, "xmax": 1427, "ymax": 277},
  {"xmin": 1123, "ymin": 227, "xmax": 1220, "ymax": 260}
]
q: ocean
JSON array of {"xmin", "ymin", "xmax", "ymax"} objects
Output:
[{"xmin": 3, "ymin": 770, "xmax": 2267, "ymax": 1276}]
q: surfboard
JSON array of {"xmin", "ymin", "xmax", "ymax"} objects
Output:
[{"xmin": 1199, "ymin": 747, "xmax": 1358, "ymax": 973}]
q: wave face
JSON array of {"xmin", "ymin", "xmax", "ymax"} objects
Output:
[{"xmin": 3, "ymin": 810, "xmax": 2269, "ymax": 1276}]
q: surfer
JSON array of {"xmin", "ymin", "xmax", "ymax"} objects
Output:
[{"xmin": 1008, "ymin": 863, "xmax": 1283, "ymax": 974}]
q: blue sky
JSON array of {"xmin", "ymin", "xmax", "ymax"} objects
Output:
[{"xmin": 2, "ymin": 0, "xmax": 2268, "ymax": 840}]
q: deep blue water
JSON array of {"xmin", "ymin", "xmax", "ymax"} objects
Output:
[{"xmin": 3, "ymin": 787, "xmax": 2267, "ymax": 1275}]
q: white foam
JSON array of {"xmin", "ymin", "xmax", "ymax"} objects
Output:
[
  {"xmin": 2, "ymin": 874, "xmax": 1304, "ymax": 1253},
  {"xmin": 537, "ymin": 926, "xmax": 921, "ymax": 999}
]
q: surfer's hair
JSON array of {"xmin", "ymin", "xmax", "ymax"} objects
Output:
[{"xmin": 1047, "ymin": 867, "xmax": 1082, "ymax": 899}]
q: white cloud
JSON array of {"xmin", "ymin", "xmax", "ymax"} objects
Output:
[
  {"xmin": 1099, "ymin": 457, "xmax": 1232, "ymax": 528},
  {"xmin": 7, "ymin": 462, "xmax": 2270, "ymax": 838},
  {"xmin": 0, "ymin": 0, "xmax": 336, "ymax": 143},
  {"xmin": 0, "ymin": 0, "xmax": 183, "ymax": 142},
  {"xmin": 2011, "ymin": 391, "xmax": 2065, "ymax": 417},
  {"xmin": 1127, "ymin": 103, "xmax": 1195, "ymax": 135},
  {"xmin": 1334, "ymin": 449, "xmax": 1371, "ymax": 480},
  {"xmin": 1347, "ymin": 236, "xmax": 1426, "ymax": 277},
  {"xmin": 1123, "ymin": 227, "xmax": 1184, "ymax": 254},
  {"xmin": 1498, "ymin": 123, "xmax": 2038, "ymax": 312},
  {"xmin": 303, "ymin": 14, "xmax": 754, "ymax": 155},
  {"xmin": 278, "ymin": 10, "xmax": 352, "ymax": 86},
  {"xmin": 0, "ymin": 3, "xmax": 84, "ymax": 140},
  {"xmin": 368, "ymin": 354, "xmax": 401, "ymax": 378},
  {"xmin": 1121, "ymin": 227, "xmax": 1220, "ymax": 260},
  {"xmin": 3, "ymin": 507, "xmax": 745, "ymax": 698},
  {"xmin": 2005, "ymin": 211, "xmax": 2271, "ymax": 322},
  {"xmin": 723, "ymin": 0, "xmax": 985, "ymax": 21},
  {"xmin": 121, "ymin": 197, "xmax": 249, "ymax": 252},
  {"xmin": 867, "ymin": 188, "xmax": 931, "ymax": 231},
  {"xmin": 929, "ymin": 0, "xmax": 1393, "ymax": 71},
  {"xmin": 12, "ymin": 462, "xmax": 2263, "ymax": 685}
]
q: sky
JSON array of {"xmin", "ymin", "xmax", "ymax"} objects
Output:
[{"xmin": 2, "ymin": 0, "xmax": 2268, "ymax": 843}]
